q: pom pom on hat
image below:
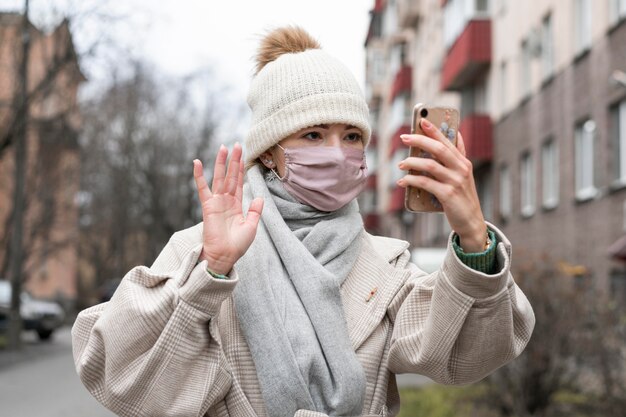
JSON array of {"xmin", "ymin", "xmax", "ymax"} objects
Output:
[
  {"xmin": 254, "ymin": 26, "xmax": 321, "ymax": 75},
  {"xmin": 245, "ymin": 26, "xmax": 371, "ymax": 164}
]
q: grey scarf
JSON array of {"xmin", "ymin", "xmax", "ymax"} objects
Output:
[{"xmin": 233, "ymin": 165, "xmax": 366, "ymax": 417}]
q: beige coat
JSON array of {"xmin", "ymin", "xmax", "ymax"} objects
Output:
[{"xmin": 72, "ymin": 221, "xmax": 535, "ymax": 417}]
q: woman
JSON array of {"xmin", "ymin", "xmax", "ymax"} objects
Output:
[{"xmin": 72, "ymin": 26, "xmax": 535, "ymax": 417}]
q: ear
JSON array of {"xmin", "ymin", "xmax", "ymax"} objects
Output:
[{"xmin": 259, "ymin": 150, "xmax": 275, "ymax": 169}]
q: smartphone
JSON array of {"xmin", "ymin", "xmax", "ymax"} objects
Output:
[{"xmin": 404, "ymin": 103, "xmax": 460, "ymax": 212}]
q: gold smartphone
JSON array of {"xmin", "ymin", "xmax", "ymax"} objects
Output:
[{"xmin": 404, "ymin": 103, "xmax": 460, "ymax": 212}]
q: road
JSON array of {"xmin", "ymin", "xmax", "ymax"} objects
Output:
[
  {"xmin": 0, "ymin": 325, "xmax": 430, "ymax": 417},
  {"xmin": 0, "ymin": 326, "xmax": 115, "ymax": 417}
]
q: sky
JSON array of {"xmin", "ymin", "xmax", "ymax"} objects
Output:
[
  {"xmin": 0, "ymin": 0, "xmax": 373, "ymax": 110},
  {"xmin": 0, "ymin": 0, "xmax": 373, "ymax": 142}
]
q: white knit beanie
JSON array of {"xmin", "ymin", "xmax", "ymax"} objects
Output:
[{"xmin": 245, "ymin": 30, "xmax": 371, "ymax": 164}]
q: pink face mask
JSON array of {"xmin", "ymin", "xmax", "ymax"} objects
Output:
[{"xmin": 271, "ymin": 144, "xmax": 368, "ymax": 212}]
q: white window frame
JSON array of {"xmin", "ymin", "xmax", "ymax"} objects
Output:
[
  {"xmin": 575, "ymin": 119, "xmax": 598, "ymax": 200},
  {"xmin": 541, "ymin": 14, "xmax": 554, "ymax": 80},
  {"xmin": 499, "ymin": 164, "xmax": 512, "ymax": 219},
  {"xmin": 478, "ymin": 174, "xmax": 493, "ymax": 221},
  {"xmin": 613, "ymin": 100, "xmax": 626, "ymax": 185},
  {"xmin": 574, "ymin": 0, "xmax": 592, "ymax": 54},
  {"xmin": 541, "ymin": 139, "xmax": 559, "ymax": 209},
  {"xmin": 520, "ymin": 39, "xmax": 531, "ymax": 99},
  {"xmin": 521, "ymin": 152, "xmax": 535, "ymax": 217},
  {"xmin": 609, "ymin": 0, "xmax": 626, "ymax": 26},
  {"xmin": 500, "ymin": 61, "xmax": 508, "ymax": 112}
]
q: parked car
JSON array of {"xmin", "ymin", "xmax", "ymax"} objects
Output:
[{"xmin": 0, "ymin": 280, "xmax": 65, "ymax": 340}]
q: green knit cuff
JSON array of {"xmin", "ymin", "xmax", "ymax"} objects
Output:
[{"xmin": 452, "ymin": 229, "xmax": 497, "ymax": 274}]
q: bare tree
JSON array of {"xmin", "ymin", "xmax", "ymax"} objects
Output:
[
  {"xmin": 0, "ymin": 0, "xmax": 136, "ymax": 348},
  {"xmin": 477, "ymin": 253, "xmax": 626, "ymax": 417},
  {"xmin": 77, "ymin": 62, "xmax": 221, "ymax": 306}
]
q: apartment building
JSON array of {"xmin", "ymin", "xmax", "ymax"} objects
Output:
[
  {"xmin": 0, "ymin": 13, "xmax": 85, "ymax": 306},
  {"xmin": 363, "ymin": 0, "xmax": 626, "ymax": 295}
]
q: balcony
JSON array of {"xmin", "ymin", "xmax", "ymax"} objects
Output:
[
  {"xmin": 366, "ymin": 173, "xmax": 377, "ymax": 189},
  {"xmin": 397, "ymin": 0, "xmax": 421, "ymax": 28},
  {"xmin": 389, "ymin": 65, "xmax": 412, "ymax": 103},
  {"xmin": 441, "ymin": 19, "xmax": 491, "ymax": 91},
  {"xmin": 459, "ymin": 114, "xmax": 492, "ymax": 163},
  {"xmin": 388, "ymin": 186, "xmax": 406, "ymax": 212},
  {"xmin": 364, "ymin": 213, "xmax": 380, "ymax": 233},
  {"xmin": 388, "ymin": 124, "xmax": 411, "ymax": 157}
]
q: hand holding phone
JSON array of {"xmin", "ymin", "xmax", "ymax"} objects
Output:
[{"xmin": 404, "ymin": 103, "xmax": 460, "ymax": 212}]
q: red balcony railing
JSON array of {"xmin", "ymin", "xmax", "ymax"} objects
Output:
[
  {"xmin": 459, "ymin": 114, "xmax": 492, "ymax": 163},
  {"xmin": 389, "ymin": 65, "xmax": 412, "ymax": 102},
  {"xmin": 388, "ymin": 185, "xmax": 406, "ymax": 212},
  {"xmin": 366, "ymin": 173, "xmax": 377, "ymax": 189},
  {"xmin": 441, "ymin": 19, "xmax": 491, "ymax": 91},
  {"xmin": 364, "ymin": 213, "xmax": 380, "ymax": 233},
  {"xmin": 388, "ymin": 124, "xmax": 411, "ymax": 157}
]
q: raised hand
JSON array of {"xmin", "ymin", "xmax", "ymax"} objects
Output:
[
  {"xmin": 193, "ymin": 143, "xmax": 264, "ymax": 275},
  {"xmin": 397, "ymin": 119, "xmax": 488, "ymax": 253}
]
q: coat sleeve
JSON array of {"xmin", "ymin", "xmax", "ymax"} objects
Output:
[
  {"xmin": 71, "ymin": 224, "xmax": 236, "ymax": 417},
  {"xmin": 387, "ymin": 221, "xmax": 535, "ymax": 385}
]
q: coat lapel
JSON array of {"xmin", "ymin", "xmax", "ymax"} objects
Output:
[{"xmin": 341, "ymin": 232, "xmax": 412, "ymax": 351}]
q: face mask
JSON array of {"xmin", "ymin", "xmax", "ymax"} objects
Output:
[{"xmin": 271, "ymin": 144, "xmax": 368, "ymax": 212}]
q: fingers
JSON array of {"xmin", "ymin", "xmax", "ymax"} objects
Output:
[
  {"xmin": 397, "ymin": 171, "xmax": 453, "ymax": 203},
  {"xmin": 457, "ymin": 131, "xmax": 467, "ymax": 157},
  {"xmin": 399, "ymin": 156, "xmax": 456, "ymax": 184},
  {"xmin": 420, "ymin": 118, "xmax": 459, "ymax": 150},
  {"xmin": 235, "ymin": 151, "xmax": 245, "ymax": 204},
  {"xmin": 212, "ymin": 143, "xmax": 244, "ymax": 195},
  {"xmin": 401, "ymin": 133, "xmax": 464, "ymax": 170},
  {"xmin": 212, "ymin": 145, "xmax": 228, "ymax": 192},
  {"xmin": 244, "ymin": 197, "xmax": 264, "ymax": 229},
  {"xmin": 223, "ymin": 143, "xmax": 242, "ymax": 195},
  {"xmin": 193, "ymin": 159, "xmax": 212, "ymax": 202}
]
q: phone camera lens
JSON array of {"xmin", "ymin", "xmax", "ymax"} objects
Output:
[{"xmin": 420, "ymin": 108, "xmax": 428, "ymax": 118}]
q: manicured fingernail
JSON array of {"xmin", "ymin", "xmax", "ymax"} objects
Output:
[
  {"xmin": 421, "ymin": 119, "xmax": 431, "ymax": 129},
  {"xmin": 397, "ymin": 179, "xmax": 406, "ymax": 187},
  {"xmin": 398, "ymin": 161, "xmax": 405, "ymax": 169},
  {"xmin": 400, "ymin": 134, "xmax": 410, "ymax": 141}
]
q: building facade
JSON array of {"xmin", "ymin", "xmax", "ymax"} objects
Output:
[
  {"xmin": 0, "ymin": 13, "xmax": 85, "ymax": 307},
  {"xmin": 362, "ymin": 0, "xmax": 626, "ymax": 296}
]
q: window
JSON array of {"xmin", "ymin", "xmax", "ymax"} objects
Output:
[
  {"xmin": 443, "ymin": 0, "xmax": 491, "ymax": 49},
  {"xmin": 542, "ymin": 139, "xmax": 559, "ymax": 208},
  {"xmin": 499, "ymin": 164, "xmax": 512, "ymax": 219},
  {"xmin": 478, "ymin": 174, "xmax": 493, "ymax": 221},
  {"xmin": 609, "ymin": 0, "xmax": 626, "ymax": 26},
  {"xmin": 500, "ymin": 61, "xmax": 508, "ymax": 112},
  {"xmin": 520, "ymin": 39, "xmax": 531, "ymax": 98},
  {"xmin": 521, "ymin": 152, "xmax": 535, "ymax": 217},
  {"xmin": 382, "ymin": 0, "xmax": 398, "ymax": 38},
  {"xmin": 541, "ymin": 14, "xmax": 554, "ymax": 80},
  {"xmin": 611, "ymin": 100, "xmax": 626, "ymax": 185},
  {"xmin": 575, "ymin": 119, "xmax": 598, "ymax": 200},
  {"xmin": 574, "ymin": 0, "xmax": 592, "ymax": 54},
  {"xmin": 388, "ymin": 93, "xmax": 410, "ymax": 135},
  {"xmin": 460, "ymin": 81, "xmax": 487, "ymax": 118},
  {"xmin": 389, "ymin": 42, "xmax": 406, "ymax": 82},
  {"xmin": 389, "ymin": 150, "xmax": 405, "ymax": 186}
]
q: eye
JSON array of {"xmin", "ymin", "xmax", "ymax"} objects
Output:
[
  {"xmin": 301, "ymin": 131, "xmax": 323, "ymax": 141},
  {"xmin": 345, "ymin": 132, "xmax": 363, "ymax": 143}
]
